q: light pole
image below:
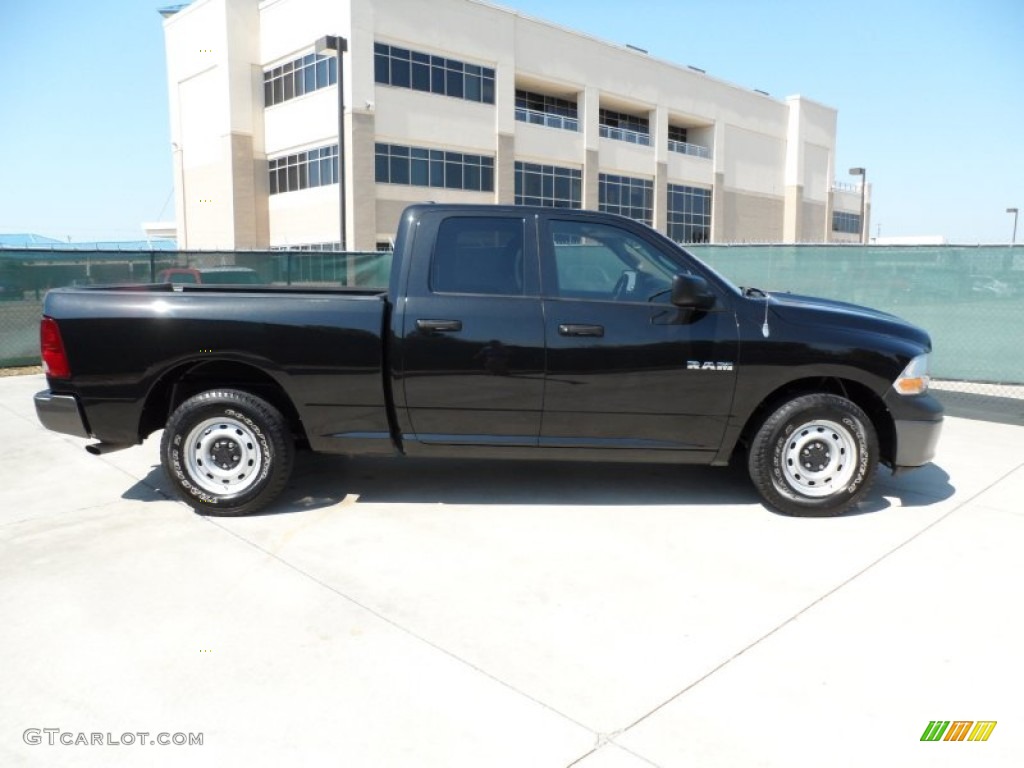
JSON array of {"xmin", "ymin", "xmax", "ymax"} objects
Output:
[
  {"xmin": 315, "ymin": 35, "xmax": 348, "ymax": 256},
  {"xmin": 1007, "ymin": 207, "xmax": 1019, "ymax": 244},
  {"xmin": 849, "ymin": 167, "xmax": 867, "ymax": 244}
]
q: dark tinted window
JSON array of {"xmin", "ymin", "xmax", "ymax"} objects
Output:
[{"xmin": 431, "ymin": 218, "xmax": 525, "ymax": 296}]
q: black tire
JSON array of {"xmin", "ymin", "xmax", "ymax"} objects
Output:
[
  {"xmin": 748, "ymin": 393, "xmax": 878, "ymax": 517},
  {"xmin": 160, "ymin": 389, "xmax": 294, "ymax": 516}
]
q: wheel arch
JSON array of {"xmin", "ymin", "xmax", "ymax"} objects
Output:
[
  {"xmin": 139, "ymin": 360, "xmax": 307, "ymax": 446},
  {"xmin": 735, "ymin": 377, "xmax": 895, "ymax": 466}
]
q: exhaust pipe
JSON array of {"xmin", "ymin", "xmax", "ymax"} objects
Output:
[{"xmin": 85, "ymin": 442, "xmax": 131, "ymax": 456}]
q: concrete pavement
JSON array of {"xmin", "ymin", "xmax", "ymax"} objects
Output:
[{"xmin": 0, "ymin": 373, "xmax": 1021, "ymax": 767}]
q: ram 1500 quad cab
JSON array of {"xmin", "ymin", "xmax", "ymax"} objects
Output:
[{"xmin": 34, "ymin": 205, "xmax": 942, "ymax": 516}]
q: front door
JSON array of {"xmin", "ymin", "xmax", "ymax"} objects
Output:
[{"xmin": 539, "ymin": 215, "xmax": 737, "ymax": 455}]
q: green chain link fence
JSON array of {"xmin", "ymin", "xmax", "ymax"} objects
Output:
[
  {"xmin": 2, "ymin": 244, "xmax": 1022, "ymax": 400},
  {"xmin": 0, "ymin": 248, "xmax": 392, "ymax": 367},
  {"xmin": 688, "ymin": 244, "xmax": 1024, "ymax": 398}
]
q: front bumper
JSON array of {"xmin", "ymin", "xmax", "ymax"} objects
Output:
[
  {"xmin": 34, "ymin": 390, "xmax": 90, "ymax": 439},
  {"xmin": 887, "ymin": 392, "xmax": 943, "ymax": 470}
]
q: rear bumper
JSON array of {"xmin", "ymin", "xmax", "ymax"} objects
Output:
[
  {"xmin": 887, "ymin": 392, "xmax": 943, "ymax": 470},
  {"xmin": 34, "ymin": 390, "xmax": 90, "ymax": 439}
]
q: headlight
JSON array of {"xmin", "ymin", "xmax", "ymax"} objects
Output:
[{"xmin": 893, "ymin": 353, "xmax": 930, "ymax": 395}]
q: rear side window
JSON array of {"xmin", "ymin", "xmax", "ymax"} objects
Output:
[{"xmin": 431, "ymin": 217, "xmax": 525, "ymax": 296}]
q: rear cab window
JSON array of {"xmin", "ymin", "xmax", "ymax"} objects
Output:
[{"xmin": 430, "ymin": 217, "xmax": 526, "ymax": 296}]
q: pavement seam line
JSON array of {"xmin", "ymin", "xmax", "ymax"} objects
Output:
[
  {"xmin": 200, "ymin": 515, "xmax": 598, "ymax": 738},
  {"xmin": 566, "ymin": 740, "xmax": 665, "ymax": 768},
  {"xmin": 611, "ymin": 458, "xmax": 1024, "ymax": 739}
]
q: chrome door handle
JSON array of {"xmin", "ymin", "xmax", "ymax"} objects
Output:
[
  {"xmin": 558, "ymin": 323, "xmax": 604, "ymax": 337},
  {"xmin": 416, "ymin": 319, "xmax": 463, "ymax": 332}
]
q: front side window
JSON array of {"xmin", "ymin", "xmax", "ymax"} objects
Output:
[
  {"xmin": 431, "ymin": 218, "xmax": 525, "ymax": 296},
  {"xmin": 547, "ymin": 220, "xmax": 685, "ymax": 301}
]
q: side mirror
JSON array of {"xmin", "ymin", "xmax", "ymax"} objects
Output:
[{"xmin": 670, "ymin": 273, "xmax": 716, "ymax": 309}]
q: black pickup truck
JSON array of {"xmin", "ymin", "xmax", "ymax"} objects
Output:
[{"xmin": 35, "ymin": 204, "xmax": 942, "ymax": 516}]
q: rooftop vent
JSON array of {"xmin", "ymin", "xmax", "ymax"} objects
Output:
[{"xmin": 158, "ymin": 3, "xmax": 192, "ymax": 18}]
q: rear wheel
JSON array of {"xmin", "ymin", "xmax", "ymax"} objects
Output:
[
  {"xmin": 748, "ymin": 393, "xmax": 878, "ymax": 516},
  {"xmin": 161, "ymin": 389, "xmax": 294, "ymax": 516}
]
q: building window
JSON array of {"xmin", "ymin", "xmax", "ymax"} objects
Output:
[
  {"xmin": 514, "ymin": 162, "xmax": 581, "ymax": 208},
  {"xmin": 374, "ymin": 43, "xmax": 495, "ymax": 104},
  {"xmin": 269, "ymin": 145, "xmax": 338, "ymax": 195},
  {"xmin": 264, "ymin": 53, "xmax": 337, "ymax": 107},
  {"xmin": 515, "ymin": 90, "xmax": 578, "ymax": 131},
  {"xmin": 599, "ymin": 108, "xmax": 651, "ymax": 146},
  {"xmin": 375, "ymin": 143, "xmax": 494, "ymax": 192},
  {"xmin": 599, "ymin": 173, "xmax": 653, "ymax": 224},
  {"xmin": 668, "ymin": 126, "xmax": 688, "ymax": 144},
  {"xmin": 666, "ymin": 125, "xmax": 711, "ymax": 158},
  {"xmin": 667, "ymin": 184, "xmax": 711, "ymax": 243},
  {"xmin": 832, "ymin": 210, "xmax": 862, "ymax": 234},
  {"xmin": 270, "ymin": 243, "xmax": 342, "ymax": 251}
]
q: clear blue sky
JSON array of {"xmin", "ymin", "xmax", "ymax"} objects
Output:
[{"xmin": 1, "ymin": 0, "xmax": 1021, "ymax": 243}]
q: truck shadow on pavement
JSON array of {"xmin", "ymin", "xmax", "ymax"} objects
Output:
[{"xmin": 123, "ymin": 455, "xmax": 956, "ymax": 517}]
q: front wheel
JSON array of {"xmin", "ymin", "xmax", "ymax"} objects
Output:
[
  {"xmin": 748, "ymin": 393, "xmax": 878, "ymax": 516},
  {"xmin": 160, "ymin": 389, "xmax": 294, "ymax": 516}
]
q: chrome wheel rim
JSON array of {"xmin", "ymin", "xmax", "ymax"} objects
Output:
[
  {"xmin": 781, "ymin": 419, "xmax": 857, "ymax": 498},
  {"xmin": 184, "ymin": 417, "xmax": 263, "ymax": 495}
]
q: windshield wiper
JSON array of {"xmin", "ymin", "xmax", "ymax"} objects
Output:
[{"xmin": 741, "ymin": 286, "xmax": 768, "ymax": 298}]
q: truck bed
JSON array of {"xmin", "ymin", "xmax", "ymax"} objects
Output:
[{"xmin": 42, "ymin": 285, "xmax": 392, "ymax": 453}]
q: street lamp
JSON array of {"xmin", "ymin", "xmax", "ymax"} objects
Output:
[
  {"xmin": 849, "ymin": 167, "xmax": 867, "ymax": 244},
  {"xmin": 1007, "ymin": 207, "xmax": 1019, "ymax": 244},
  {"xmin": 315, "ymin": 35, "xmax": 348, "ymax": 255}
]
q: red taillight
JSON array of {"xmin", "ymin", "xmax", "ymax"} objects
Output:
[{"xmin": 40, "ymin": 317, "xmax": 71, "ymax": 379}]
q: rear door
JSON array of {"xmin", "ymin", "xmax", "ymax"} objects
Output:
[
  {"xmin": 538, "ymin": 214, "xmax": 738, "ymax": 456},
  {"xmin": 395, "ymin": 210, "xmax": 545, "ymax": 447}
]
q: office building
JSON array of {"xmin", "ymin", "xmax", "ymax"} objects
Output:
[{"xmin": 161, "ymin": 0, "xmax": 869, "ymax": 250}]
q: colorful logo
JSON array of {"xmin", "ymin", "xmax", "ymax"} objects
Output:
[{"xmin": 921, "ymin": 721, "xmax": 997, "ymax": 742}]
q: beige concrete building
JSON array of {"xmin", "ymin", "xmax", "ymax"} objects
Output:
[{"xmin": 161, "ymin": 0, "xmax": 869, "ymax": 250}]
